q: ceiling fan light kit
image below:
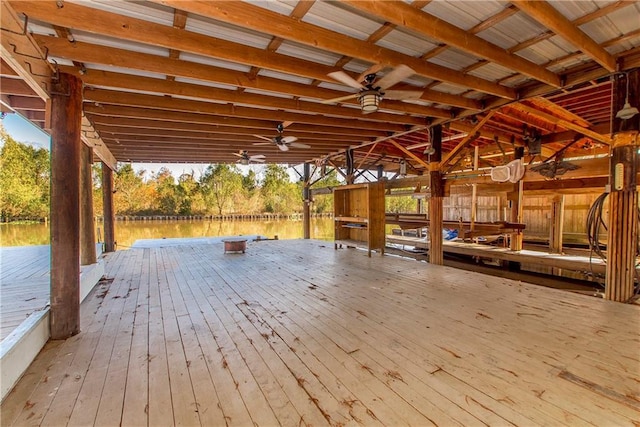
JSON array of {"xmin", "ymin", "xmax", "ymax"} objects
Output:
[{"xmin": 359, "ymin": 90, "xmax": 381, "ymax": 112}]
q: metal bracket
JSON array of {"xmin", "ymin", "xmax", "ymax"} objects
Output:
[
  {"xmin": 25, "ymin": 59, "xmax": 57, "ymax": 81},
  {"xmin": 0, "ymin": 14, "xmax": 28, "ymax": 36},
  {"xmin": 9, "ymin": 42, "xmax": 48, "ymax": 62}
]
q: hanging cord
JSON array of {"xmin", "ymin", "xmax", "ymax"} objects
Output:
[{"xmin": 586, "ymin": 192, "xmax": 640, "ymax": 297}]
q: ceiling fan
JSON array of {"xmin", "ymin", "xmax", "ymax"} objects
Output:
[
  {"xmin": 233, "ymin": 150, "xmax": 265, "ymax": 165},
  {"xmin": 253, "ymin": 123, "xmax": 310, "ymax": 151},
  {"xmin": 323, "ymin": 64, "xmax": 423, "ymax": 113}
]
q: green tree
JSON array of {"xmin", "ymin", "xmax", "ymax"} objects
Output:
[
  {"xmin": 151, "ymin": 167, "xmax": 178, "ymax": 214},
  {"xmin": 176, "ymin": 172, "xmax": 202, "ymax": 215},
  {"xmin": 261, "ymin": 164, "xmax": 300, "ymax": 214},
  {"xmin": 200, "ymin": 164, "xmax": 243, "ymax": 215},
  {"xmin": 310, "ymin": 169, "xmax": 342, "ymax": 214},
  {"xmin": 113, "ymin": 163, "xmax": 147, "ymax": 214},
  {"xmin": 0, "ymin": 128, "xmax": 50, "ymax": 220},
  {"xmin": 386, "ymin": 195, "xmax": 417, "ymax": 213}
]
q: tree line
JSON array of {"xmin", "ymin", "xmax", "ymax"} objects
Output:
[
  {"xmin": 0, "ymin": 129, "xmax": 342, "ymax": 221},
  {"xmin": 1, "ymin": 130, "xmax": 417, "ymax": 222}
]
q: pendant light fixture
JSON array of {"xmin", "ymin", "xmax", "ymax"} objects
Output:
[{"xmin": 615, "ymin": 72, "xmax": 639, "ymax": 120}]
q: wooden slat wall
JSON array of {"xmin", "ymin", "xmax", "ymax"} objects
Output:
[{"xmin": 439, "ymin": 189, "xmax": 605, "ymax": 244}]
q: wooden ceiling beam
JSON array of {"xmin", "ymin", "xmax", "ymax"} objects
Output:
[
  {"xmin": 87, "ymin": 114, "xmax": 389, "ymax": 139},
  {"xmin": 93, "ymin": 125, "xmax": 368, "ymax": 144},
  {"xmin": 151, "ymin": 0, "xmax": 515, "ymax": 99},
  {"xmin": 512, "ymin": 1, "xmax": 616, "ymax": 72},
  {"xmin": 60, "ymin": 65, "xmax": 445, "ymax": 120},
  {"xmin": 83, "ymin": 103, "xmax": 409, "ymax": 133},
  {"xmin": 83, "ymin": 88, "xmax": 427, "ymax": 130},
  {"xmin": 343, "ymin": 0, "xmax": 561, "ymax": 87},
  {"xmin": 100, "ymin": 135, "xmax": 358, "ymax": 148},
  {"xmin": 510, "ymin": 103, "xmax": 611, "ymax": 145},
  {"xmin": 441, "ymin": 111, "xmax": 496, "ymax": 167},
  {"xmin": 81, "ymin": 115, "xmax": 116, "ymax": 170},
  {"xmin": 1, "ymin": 1, "xmax": 52, "ymax": 101},
  {"xmin": 245, "ymin": 0, "xmax": 316, "ymax": 82},
  {"xmin": 528, "ymin": 97, "xmax": 592, "ymax": 128},
  {"xmin": 17, "ymin": 1, "xmax": 494, "ymax": 108},
  {"xmin": 40, "ymin": 36, "xmax": 467, "ymax": 116},
  {"xmin": 2, "ymin": 95, "xmax": 45, "ymax": 110},
  {"xmin": 0, "ymin": 77, "xmax": 41, "ymax": 96}
]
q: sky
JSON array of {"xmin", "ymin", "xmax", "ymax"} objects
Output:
[{"xmin": 0, "ymin": 112, "xmax": 276, "ymax": 180}]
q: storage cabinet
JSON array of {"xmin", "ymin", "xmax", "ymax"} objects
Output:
[{"xmin": 333, "ymin": 182, "xmax": 385, "ymax": 256}]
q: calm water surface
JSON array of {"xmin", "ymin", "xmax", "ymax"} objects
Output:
[{"xmin": 0, "ymin": 218, "xmax": 335, "ymax": 249}]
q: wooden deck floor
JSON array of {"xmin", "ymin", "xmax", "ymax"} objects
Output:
[
  {"xmin": 0, "ymin": 246, "xmax": 50, "ymax": 341},
  {"xmin": 2, "ymin": 239, "xmax": 639, "ymax": 426}
]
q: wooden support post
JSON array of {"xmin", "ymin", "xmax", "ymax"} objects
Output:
[
  {"xmin": 605, "ymin": 68, "xmax": 639, "ymax": 302},
  {"xmin": 549, "ymin": 195, "xmax": 565, "ymax": 254},
  {"xmin": 509, "ymin": 147, "xmax": 525, "ymax": 252},
  {"xmin": 605, "ymin": 132, "xmax": 639, "ymax": 301},
  {"xmin": 377, "ymin": 164, "xmax": 384, "ymax": 181},
  {"xmin": 303, "ymin": 162, "xmax": 311, "ymax": 239},
  {"xmin": 102, "ymin": 162, "xmax": 116, "ymax": 253},
  {"xmin": 50, "ymin": 73, "xmax": 83, "ymax": 339},
  {"xmin": 346, "ymin": 148, "xmax": 355, "ymax": 185},
  {"xmin": 80, "ymin": 143, "xmax": 96, "ymax": 265},
  {"xmin": 428, "ymin": 125, "xmax": 444, "ymax": 265},
  {"xmin": 470, "ymin": 145, "xmax": 479, "ymax": 238}
]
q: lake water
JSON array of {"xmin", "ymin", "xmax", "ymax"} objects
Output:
[{"xmin": 0, "ymin": 218, "xmax": 336, "ymax": 249}]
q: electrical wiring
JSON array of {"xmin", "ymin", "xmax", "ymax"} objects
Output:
[{"xmin": 586, "ymin": 192, "xmax": 640, "ymax": 298}]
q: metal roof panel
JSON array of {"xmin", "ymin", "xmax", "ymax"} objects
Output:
[
  {"xmin": 423, "ymin": 0, "xmax": 507, "ymax": 31},
  {"xmin": 185, "ymin": 15, "xmax": 272, "ymax": 49},
  {"xmin": 69, "ymin": 0, "xmax": 175, "ymax": 26},
  {"xmin": 428, "ymin": 48, "xmax": 480, "ymax": 72},
  {"xmin": 376, "ymin": 29, "xmax": 436, "ymax": 57},
  {"xmin": 178, "ymin": 52, "xmax": 252, "ymax": 73},
  {"xmin": 275, "ymin": 40, "xmax": 343, "ymax": 66},
  {"xmin": 303, "ymin": 1, "xmax": 382, "ymax": 40}
]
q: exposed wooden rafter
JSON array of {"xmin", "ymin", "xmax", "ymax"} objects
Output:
[{"xmin": 512, "ymin": 1, "xmax": 616, "ymax": 72}]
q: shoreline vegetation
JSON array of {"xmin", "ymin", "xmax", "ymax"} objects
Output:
[
  {"xmin": 0, "ymin": 217, "xmax": 339, "ymax": 248},
  {"xmin": 0, "ymin": 212, "xmax": 333, "ymax": 224}
]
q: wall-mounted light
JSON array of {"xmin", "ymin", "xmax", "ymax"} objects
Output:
[
  {"xmin": 616, "ymin": 72, "xmax": 639, "ymax": 120},
  {"xmin": 358, "ymin": 90, "xmax": 381, "ymax": 112},
  {"xmin": 423, "ymin": 143, "xmax": 435, "ymax": 156}
]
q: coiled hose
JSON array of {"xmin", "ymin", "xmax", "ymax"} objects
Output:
[{"xmin": 586, "ymin": 192, "xmax": 640, "ymax": 295}]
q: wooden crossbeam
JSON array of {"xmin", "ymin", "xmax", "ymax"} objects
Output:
[
  {"xmin": 512, "ymin": 1, "xmax": 616, "ymax": 72},
  {"xmin": 511, "ymin": 103, "xmax": 611, "ymax": 145},
  {"xmin": 441, "ymin": 111, "xmax": 495, "ymax": 167}
]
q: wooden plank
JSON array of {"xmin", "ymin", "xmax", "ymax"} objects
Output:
[
  {"xmin": 120, "ymin": 248, "xmax": 151, "ymax": 426},
  {"xmin": 4, "ymin": 241, "xmax": 639, "ymax": 426}
]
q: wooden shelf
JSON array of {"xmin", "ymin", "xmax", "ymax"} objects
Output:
[
  {"xmin": 335, "ymin": 216, "xmax": 368, "ymax": 223},
  {"xmin": 333, "ymin": 182, "xmax": 385, "ymax": 256}
]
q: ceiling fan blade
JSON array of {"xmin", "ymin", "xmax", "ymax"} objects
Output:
[
  {"xmin": 281, "ymin": 121, "xmax": 294, "ymax": 128},
  {"xmin": 376, "ymin": 65, "xmax": 415, "ymax": 90},
  {"xmin": 253, "ymin": 142, "xmax": 272, "ymax": 146},
  {"xmin": 252, "ymin": 158, "xmax": 266, "ymax": 163},
  {"xmin": 384, "ymin": 90, "xmax": 424, "ymax": 100},
  {"xmin": 253, "ymin": 134, "xmax": 274, "ymax": 142},
  {"xmin": 282, "ymin": 136, "xmax": 298, "ymax": 143},
  {"xmin": 356, "ymin": 63, "xmax": 385, "ymax": 83},
  {"xmin": 321, "ymin": 93, "xmax": 359, "ymax": 104},
  {"xmin": 277, "ymin": 143, "xmax": 289, "ymax": 152},
  {"xmin": 289, "ymin": 142, "xmax": 311, "ymax": 149},
  {"xmin": 251, "ymin": 154, "xmax": 266, "ymax": 159},
  {"xmin": 328, "ymin": 70, "xmax": 364, "ymax": 89},
  {"xmin": 232, "ymin": 152, "xmax": 243, "ymax": 157}
]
